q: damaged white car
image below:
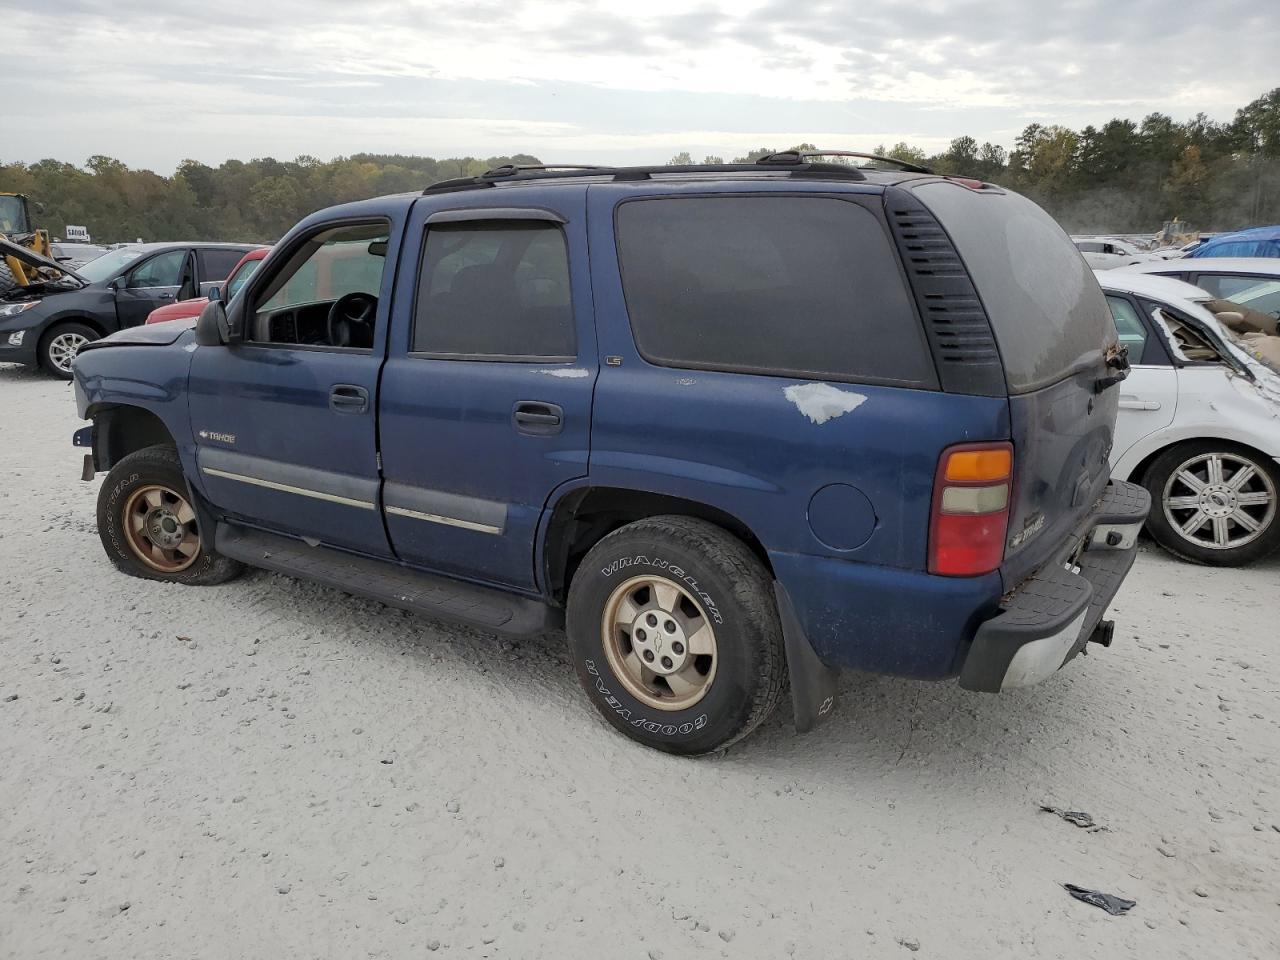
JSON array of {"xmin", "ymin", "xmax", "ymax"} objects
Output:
[{"xmin": 1099, "ymin": 270, "xmax": 1280, "ymax": 565}]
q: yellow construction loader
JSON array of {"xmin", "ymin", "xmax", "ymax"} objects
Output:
[{"xmin": 0, "ymin": 192, "xmax": 55, "ymax": 294}]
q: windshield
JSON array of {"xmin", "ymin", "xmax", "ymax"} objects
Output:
[
  {"xmin": 226, "ymin": 257, "xmax": 262, "ymax": 299},
  {"xmin": 0, "ymin": 195, "xmax": 30, "ymax": 234},
  {"xmin": 76, "ymin": 247, "xmax": 145, "ymax": 283}
]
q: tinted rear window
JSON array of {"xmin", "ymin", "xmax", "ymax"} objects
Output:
[
  {"xmin": 198, "ymin": 247, "xmax": 246, "ymax": 280},
  {"xmin": 615, "ymin": 196, "xmax": 936, "ymax": 387},
  {"xmin": 916, "ymin": 183, "xmax": 1114, "ymax": 393}
]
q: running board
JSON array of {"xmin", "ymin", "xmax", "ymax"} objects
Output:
[{"xmin": 215, "ymin": 524, "xmax": 559, "ymax": 636}]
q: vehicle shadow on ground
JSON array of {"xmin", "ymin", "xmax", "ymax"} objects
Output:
[
  {"xmin": 231, "ymin": 565, "xmax": 1126, "ymax": 782},
  {"xmin": 0, "ymin": 362, "xmax": 51, "ymax": 383}
]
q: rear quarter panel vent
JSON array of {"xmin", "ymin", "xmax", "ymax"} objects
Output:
[{"xmin": 885, "ymin": 187, "xmax": 1007, "ymax": 397}]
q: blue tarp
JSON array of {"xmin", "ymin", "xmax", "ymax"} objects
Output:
[{"xmin": 1189, "ymin": 225, "xmax": 1280, "ymax": 258}]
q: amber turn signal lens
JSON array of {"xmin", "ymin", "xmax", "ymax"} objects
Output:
[{"xmin": 944, "ymin": 449, "xmax": 1012, "ymax": 483}]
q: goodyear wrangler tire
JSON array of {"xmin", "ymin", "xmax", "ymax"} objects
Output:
[
  {"xmin": 97, "ymin": 445, "xmax": 243, "ymax": 585},
  {"xmin": 566, "ymin": 516, "xmax": 786, "ymax": 755}
]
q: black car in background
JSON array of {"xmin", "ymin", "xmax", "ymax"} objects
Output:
[{"xmin": 0, "ymin": 240, "xmax": 256, "ymax": 378}]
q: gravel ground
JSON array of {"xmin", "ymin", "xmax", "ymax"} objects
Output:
[{"xmin": 2, "ymin": 362, "xmax": 1278, "ymax": 959}]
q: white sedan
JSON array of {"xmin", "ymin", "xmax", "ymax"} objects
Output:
[
  {"xmin": 1074, "ymin": 237, "xmax": 1159, "ymax": 270},
  {"xmin": 1098, "ymin": 270, "xmax": 1280, "ymax": 566}
]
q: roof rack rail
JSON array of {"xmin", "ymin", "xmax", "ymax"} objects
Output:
[
  {"xmin": 480, "ymin": 163, "xmax": 616, "ymax": 179},
  {"xmin": 755, "ymin": 149, "xmax": 933, "ymax": 175},
  {"xmin": 421, "ymin": 158, "xmax": 892, "ymax": 195}
]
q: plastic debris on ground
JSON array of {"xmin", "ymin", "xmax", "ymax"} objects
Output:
[
  {"xmin": 1063, "ymin": 883, "xmax": 1137, "ymax": 916},
  {"xmin": 1040, "ymin": 804, "xmax": 1106, "ymax": 832}
]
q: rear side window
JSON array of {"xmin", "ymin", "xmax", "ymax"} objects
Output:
[
  {"xmin": 413, "ymin": 222, "xmax": 575, "ymax": 360},
  {"xmin": 1105, "ymin": 295, "xmax": 1149, "ymax": 364},
  {"xmin": 615, "ymin": 196, "xmax": 936, "ymax": 387},
  {"xmin": 916, "ymin": 183, "xmax": 1114, "ymax": 393},
  {"xmin": 1195, "ymin": 274, "xmax": 1280, "ymax": 319},
  {"xmin": 198, "ymin": 248, "xmax": 245, "ymax": 281}
]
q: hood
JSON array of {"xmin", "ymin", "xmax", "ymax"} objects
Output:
[
  {"xmin": 77, "ymin": 317, "xmax": 197, "ymax": 353},
  {"xmin": 0, "ymin": 236, "xmax": 88, "ymax": 285}
]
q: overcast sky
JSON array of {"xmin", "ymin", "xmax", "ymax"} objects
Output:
[{"xmin": 7, "ymin": 0, "xmax": 1277, "ymax": 172}]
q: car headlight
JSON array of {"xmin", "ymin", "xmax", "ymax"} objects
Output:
[{"xmin": 0, "ymin": 300, "xmax": 40, "ymax": 318}]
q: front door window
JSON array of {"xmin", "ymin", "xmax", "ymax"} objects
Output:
[
  {"xmin": 127, "ymin": 250, "xmax": 186, "ymax": 289},
  {"xmin": 249, "ymin": 223, "xmax": 389, "ymax": 349}
]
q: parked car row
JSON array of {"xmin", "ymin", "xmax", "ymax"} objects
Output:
[{"xmin": 0, "ymin": 241, "xmax": 258, "ymax": 377}]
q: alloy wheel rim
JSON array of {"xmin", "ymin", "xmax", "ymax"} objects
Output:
[
  {"xmin": 48, "ymin": 332, "xmax": 88, "ymax": 373},
  {"xmin": 1162, "ymin": 452, "xmax": 1276, "ymax": 551},
  {"xmin": 600, "ymin": 574, "xmax": 718, "ymax": 711},
  {"xmin": 122, "ymin": 484, "xmax": 201, "ymax": 572}
]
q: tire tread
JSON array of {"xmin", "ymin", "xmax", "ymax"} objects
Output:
[{"xmin": 573, "ymin": 515, "xmax": 787, "ymax": 753}]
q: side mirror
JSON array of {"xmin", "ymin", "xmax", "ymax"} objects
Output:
[
  {"xmin": 195, "ymin": 299, "xmax": 230, "ymax": 347},
  {"xmin": 207, "ymin": 285, "xmax": 222, "ymax": 303},
  {"xmin": 109, "ymin": 276, "xmax": 125, "ymax": 291}
]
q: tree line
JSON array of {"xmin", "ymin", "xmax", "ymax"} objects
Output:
[
  {"xmin": 3, "ymin": 89, "xmax": 1278, "ymax": 243},
  {"xmin": 675, "ymin": 88, "xmax": 1280, "ymax": 236},
  {"xmin": 0, "ymin": 153, "xmax": 541, "ymax": 245}
]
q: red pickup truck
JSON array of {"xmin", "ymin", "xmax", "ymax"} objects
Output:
[{"xmin": 145, "ymin": 247, "xmax": 269, "ymax": 324}]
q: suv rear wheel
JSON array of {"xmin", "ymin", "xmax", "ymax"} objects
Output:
[
  {"xmin": 97, "ymin": 445, "xmax": 243, "ymax": 585},
  {"xmin": 566, "ymin": 516, "xmax": 786, "ymax": 754},
  {"xmin": 1143, "ymin": 441, "xmax": 1280, "ymax": 566},
  {"xmin": 39, "ymin": 321, "xmax": 99, "ymax": 380}
]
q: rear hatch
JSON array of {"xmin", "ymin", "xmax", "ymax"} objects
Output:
[{"xmin": 913, "ymin": 181, "xmax": 1120, "ymax": 586}]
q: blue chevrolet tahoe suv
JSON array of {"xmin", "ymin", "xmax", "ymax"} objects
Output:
[{"xmin": 70, "ymin": 153, "xmax": 1150, "ymax": 754}]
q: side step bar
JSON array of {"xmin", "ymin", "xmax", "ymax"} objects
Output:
[{"xmin": 215, "ymin": 524, "xmax": 560, "ymax": 637}]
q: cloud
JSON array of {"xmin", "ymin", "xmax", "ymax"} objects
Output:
[{"xmin": 4, "ymin": 0, "xmax": 1276, "ymax": 170}]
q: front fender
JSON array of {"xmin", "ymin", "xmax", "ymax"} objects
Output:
[{"xmin": 72, "ymin": 335, "xmax": 198, "ymax": 476}]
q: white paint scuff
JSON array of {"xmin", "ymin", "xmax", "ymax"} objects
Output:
[
  {"xmin": 783, "ymin": 382, "xmax": 867, "ymax": 425},
  {"xmin": 534, "ymin": 368, "xmax": 590, "ymax": 379}
]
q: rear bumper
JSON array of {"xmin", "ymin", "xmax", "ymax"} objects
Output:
[{"xmin": 959, "ymin": 479, "xmax": 1150, "ymax": 692}]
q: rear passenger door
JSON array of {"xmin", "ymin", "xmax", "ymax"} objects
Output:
[
  {"xmin": 1105, "ymin": 293, "xmax": 1177, "ymax": 461},
  {"xmin": 378, "ymin": 194, "xmax": 596, "ymax": 591}
]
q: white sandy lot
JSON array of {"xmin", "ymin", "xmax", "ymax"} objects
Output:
[{"xmin": 1, "ymin": 362, "xmax": 1277, "ymax": 960}]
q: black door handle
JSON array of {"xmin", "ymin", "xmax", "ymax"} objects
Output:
[
  {"xmin": 513, "ymin": 401, "xmax": 563, "ymax": 435},
  {"xmin": 330, "ymin": 384, "xmax": 369, "ymax": 414}
]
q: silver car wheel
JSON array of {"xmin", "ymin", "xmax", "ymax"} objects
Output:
[
  {"xmin": 47, "ymin": 331, "xmax": 89, "ymax": 374},
  {"xmin": 1162, "ymin": 451, "xmax": 1277, "ymax": 551}
]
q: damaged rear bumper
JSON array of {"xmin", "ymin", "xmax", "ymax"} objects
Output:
[{"xmin": 959, "ymin": 479, "xmax": 1150, "ymax": 693}]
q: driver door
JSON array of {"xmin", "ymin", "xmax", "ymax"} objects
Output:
[
  {"xmin": 115, "ymin": 248, "xmax": 193, "ymax": 327},
  {"xmin": 187, "ymin": 216, "xmax": 402, "ymax": 558}
]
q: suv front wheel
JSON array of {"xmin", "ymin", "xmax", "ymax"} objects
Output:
[
  {"xmin": 1143, "ymin": 441, "xmax": 1280, "ymax": 566},
  {"xmin": 97, "ymin": 445, "xmax": 243, "ymax": 585},
  {"xmin": 566, "ymin": 516, "xmax": 786, "ymax": 754}
]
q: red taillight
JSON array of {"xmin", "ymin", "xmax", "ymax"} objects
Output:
[{"xmin": 929, "ymin": 442, "xmax": 1013, "ymax": 577}]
